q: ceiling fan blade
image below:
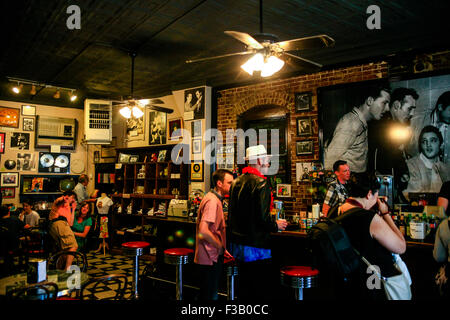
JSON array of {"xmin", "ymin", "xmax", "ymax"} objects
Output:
[
  {"xmin": 148, "ymin": 98, "xmax": 164, "ymax": 104},
  {"xmin": 275, "ymin": 34, "xmax": 335, "ymax": 52},
  {"xmin": 186, "ymin": 51, "xmax": 254, "ymax": 63},
  {"xmin": 146, "ymin": 105, "xmax": 174, "ymax": 114},
  {"xmin": 224, "ymin": 31, "xmax": 264, "ymax": 49},
  {"xmin": 284, "ymin": 52, "xmax": 323, "ymax": 68}
]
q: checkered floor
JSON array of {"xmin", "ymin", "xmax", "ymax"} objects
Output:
[{"xmin": 81, "ymin": 251, "xmax": 148, "ymax": 300}]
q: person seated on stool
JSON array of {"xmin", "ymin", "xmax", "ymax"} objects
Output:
[
  {"xmin": 95, "ymin": 191, "xmax": 113, "ymax": 253},
  {"xmin": 48, "ymin": 196, "xmax": 78, "ymax": 271},
  {"xmin": 18, "ymin": 199, "xmax": 40, "ymax": 229},
  {"xmin": 71, "ymin": 202, "xmax": 92, "ymax": 253},
  {"xmin": 194, "ymin": 169, "xmax": 234, "ymax": 300}
]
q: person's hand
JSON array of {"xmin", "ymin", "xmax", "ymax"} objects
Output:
[
  {"xmin": 276, "ymin": 219, "xmax": 288, "ymax": 231},
  {"xmin": 224, "ymin": 249, "xmax": 233, "ymax": 260},
  {"xmin": 377, "ymin": 196, "xmax": 389, "ymax": 214}
]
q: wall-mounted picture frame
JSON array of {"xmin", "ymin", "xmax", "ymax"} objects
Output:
[
  {"xmin": 168, "ymin": 118, "xmax": 183, "ymax": 140},
  {"xmin": 21, "ymin": 105, "xmax": 36, "ymax": 116},
  {"xmin": 22, "ymin": 117, "xmax": 34, "ymax": 131},
  {"xmin": 295, "ymin": 92, "xmax": 312, "ymax": 112},
  {"xmin": 101, "ymin": 137, "xmax": 117, "ymax": 159},
  {"xmin": 1, "ymin": 187, "xmax": 15, "ymax": 199},
  {"xmin": 296, "ymin": 117, "xmax": 312, "ymax": 136},
  {"xmin": 126, "ymin": 115, "xmax": 145, "ymax": 141},
  {"xmin": 191, "ymin": 120, "xmax": 202, "ymax": 137},
  {"xmin": 149, "ymin": 110, "xmax": 167, "ymax": 145},
  {"xmin": 0, "ymin": 132, "xmax": 5, "ymax": 154},
  {"xmin": 11, "ymin": 132, "xmax": 30, "ymax": 150},
  {"xmin": 192, "ymin": 138, "xmax": 202, "ymax": 154},
  {"xmin": 190, "ymin": 161, "xmax": 204, "ymax": 181},
  {"xmin": 296, "ymin": 140, "xmax": 314, "ymax": 156},
  {"xmin": 1, "ymin": 172, "xmax": 19, "ymax": 187},
  {"xmin": 184, "ymin": 87, "xmax": 205, "ymax": 120},
  {"xmin": 276, "ymin": 184, "xmax": 292, "ymax": 197},
  {"xmin": 0, "ymin": 106, "xmax": 20, "ymax": 128}
]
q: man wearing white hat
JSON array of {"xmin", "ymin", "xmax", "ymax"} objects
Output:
[{"xmin": 228, "ymin": 144, "xmax": 287, "ymax": 299}]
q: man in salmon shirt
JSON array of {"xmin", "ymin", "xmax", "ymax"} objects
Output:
[{"xmin": 194, "ymin": 169, "xmax": 234, "ymax": 300}]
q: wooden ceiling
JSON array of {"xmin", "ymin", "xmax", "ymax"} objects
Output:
[{"xmin": 0, "ymin": 0, "xmax": 448, "ymax": 108}]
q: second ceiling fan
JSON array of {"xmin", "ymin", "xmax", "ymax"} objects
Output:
[{"xmin": 186, "ymin": 0, "xmax": 335, "ymax": 77}]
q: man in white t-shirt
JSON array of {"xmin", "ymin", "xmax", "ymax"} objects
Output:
[{"xmin": 19, "ymin": 200, "xmax": 40, "ymax": 228}]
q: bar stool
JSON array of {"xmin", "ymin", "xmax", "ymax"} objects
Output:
[
  {"xmin": 224, "ymin": 256, "xmax": 238, "ymax": 300},
  {"xmin": 122, "ymin": 241, "xmax": 150, "ymax": 299},
  {"xmin": 164, "ymin": 248, "xmax": 193, "ymax": 300},
  {"xmin": 280, "ymin": 266, "xmax": 319, "ymax": 300}
]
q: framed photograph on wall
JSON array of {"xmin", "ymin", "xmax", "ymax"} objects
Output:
[
  {"xmin": 1, "ymin": 187, "xmax": 15, "ymax": 199},
  {"xmin": 21, "ymin": 105, "xmax": 36, "ymax": 116},
  {"xmin": 296, "ymin": 140, "xmax": 314, "ymax": 156},
  {"xmin": 126, "ymin": 115, "xmax": 145, "ymax": 141},
  {"xmin": 276, "ymin": 184, "xmax": 291, "ymax": 197},
  {"xmin": 168, "ymin": 118, "xmax": 183, "ymax": 140},
  {"xmin": 101, "ymin": 137, "xmax": 117, "ymax": 159},
  {"xmin": 191, "ymin": 120, "xmax": 202, "ymax": 137},
  {"xmin": 296, "ymin": 117, "xmax": 312, "ymax": 136},
  {"xmin": 295, "ymin": 92, "xmax": 312, "ymax": 112},
  {"xmin": 23, "ymin": 117, "xmax": 34, "ymax": 131},
  {"xmin": 184, "ymin": 87, "xmax": 205, "ymax": 120},
  {"xmin": 1, "ymin": 172, "xmax": 19, "ymax": 187},
  {"xmin": 190, "ymin": 161, "xmax": 204, "ymax": 181},
  {"xmin": 0, "ymin": 132, "xmax": 5, "ymax": 153},
  {"xmin": 10, "ymin": 132, "xmax": 30, "ymax": 150},
  {"xmin": 0, "ymin": 107, "xmax": 20, "ymax": 128},
  {"xmin": 192, "ymin": 138, "xmax": 202, "ymax": 154},
  {"xmin": 149, "ymin": 111, "xmax": 167, "ymax": 145}
]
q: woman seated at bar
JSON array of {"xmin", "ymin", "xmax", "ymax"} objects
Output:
[
  {"xmin": 324, "ymin": 172, "xmax": 406, "ymax": 300},
  {"xmin": 71, "ymin": 201, "xmax": 92, "ymax": 253}
]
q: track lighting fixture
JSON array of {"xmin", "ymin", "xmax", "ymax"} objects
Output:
[{"xmin": 6, "ymin": 77, "xmax": 79, "ymax": 102}]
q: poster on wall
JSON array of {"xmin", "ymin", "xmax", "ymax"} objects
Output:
[
  {"xmin": 184, "ymin": 87, "xmax": 205, "ymax": 120},
  {"xmin": 17, "ymin": 153, "xmax": 36, "ymax": 171},
  {"xmin": 319, "ymin": 74, "xmax": 450, "ymax": 202},
  {"xmin": 126, "ymin": 114, "xmax": 145, "ymax": 141},
  {"xmin": 10, "ymin": 132, "xmax": 30, "ymax": 150}
]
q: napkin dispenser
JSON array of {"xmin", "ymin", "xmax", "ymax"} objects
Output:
[{"xmin": 168, "ymin": 199, "xmax": 188, "ymax": 217}]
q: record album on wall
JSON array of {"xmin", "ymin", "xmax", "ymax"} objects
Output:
[{"xmin": 38, "ymin": 152, "xmax": 71, "ymax": 173}]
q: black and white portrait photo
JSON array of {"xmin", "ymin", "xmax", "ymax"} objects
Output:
[
  {"xmin": 297, "ymin": 117, "xmax": 312, "ymax": 136},
  {"xmin": 11, "ymin": 132, "xmax": 30, "ymax": 150},
  {"xmin": 17, "ymin": 153, "xmax": 35, "ymax": 171},
  {"xmin": 184, "ymin": 87, "xmax": 205, "ymax": 120},
  {"xmin": 319, "ymin": 74, "xmax": 450, "ymax": 202},
  {"xmin": 295, "ymin": 92, "xmax": 312, "ymax": 112},
  {"xmin": 149, "ymin": 111, "xmax": 167, "ymax": 145}
]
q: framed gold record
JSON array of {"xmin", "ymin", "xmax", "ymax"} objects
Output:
[{"xmin": 190, "ymin": 161, "xmax": 203, "ymax": 182}]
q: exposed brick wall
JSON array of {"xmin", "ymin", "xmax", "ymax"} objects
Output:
[{"xmin": 217, "ymin": 62, "xmax": 388, "ymax": 216}]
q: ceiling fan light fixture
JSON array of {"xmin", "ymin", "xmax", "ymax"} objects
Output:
[
  {"xmin": 69, "ymin": 90, "xmax": 77, "ymax": 101},
  {"xmin": 241, "ymin": 53, "xmax": 264, "ymax": 75},
  {"xmin": 132, "ymin": 106, "xmax": 144, "ymax": 118},
  {"xmin": 119, "ymin": 106, "xmax": 132, "ymax": 119},
  {"xmin": 261, "ymin": 55, "xmax": 285, "ymax": 77}
]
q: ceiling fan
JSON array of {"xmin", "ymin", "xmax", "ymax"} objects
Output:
[
  {"xmin": 186, "ymin": 0, "xmax": 335, "ymax": 77},
  {"xmin": 113, "ymin": 52, "xmax": 173, "ymax": 117}
]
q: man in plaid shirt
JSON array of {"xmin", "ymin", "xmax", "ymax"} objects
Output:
[{"xmin": 322, "ymin": 160, "xmax": 351, "ymax": 216}]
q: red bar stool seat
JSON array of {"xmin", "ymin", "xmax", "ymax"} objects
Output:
[
  {"xmin": 280, "ymin": 266, "xmax": 319, "ymax": 300},
  {"xmin": 224, "ymin": 256, "xmax": 238, "ymax": 300},
  {"xmin": 122, "ymin": 241, "xmax": 150, "ymax": 299},
  {"xmin": 164, "ymin": 248, "xmax": 193, "ymax": 300}
]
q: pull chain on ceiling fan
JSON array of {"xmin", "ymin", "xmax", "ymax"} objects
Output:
[
  {"xmin": 115, "ymin": 53, "xmax": 173, "ymax": 118},
  {"xmin": 186, "ymin": 0, "xmax": 335, "ymax": 77}
]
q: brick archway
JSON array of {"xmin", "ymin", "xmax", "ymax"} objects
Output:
[{"xmin": 234, "ymin": 92, "xmax": 294, "ymax": 116}]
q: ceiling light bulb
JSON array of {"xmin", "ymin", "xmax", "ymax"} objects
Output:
[
  {"xmin": 241, "ymin": 53, "xmax": 264, "ymax": 75},
  {"xmin": 30, "ymin": 85, "xmax": 36, "ymax": 95},
  {"xmin": 261, "ymin": 55, "xmax": 285, "ymax": 77},
  {"xmin": 119, "ymin": 106, "xmax": 132, "ymax": 119},
  {"xmin": 12, "ymin": 83, "xmax": 22, "ymax": 94},
  {"xmin": 70, "ymin": 93, "xmax": 77, "ymax": 101},
  {"xmin": 132, "ymin": 106, "xmax": 144, "ymax": 118},
  {"xmin": 53, "ymin": 89, "xmax": 60, "ymax": 99}
]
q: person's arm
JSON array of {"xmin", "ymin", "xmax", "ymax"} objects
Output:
[
  {"xmin": 198, "ymin": 220, "xmax": 223, "ymax": 250},
  {"xmin": 370, "ymin": 198, "xmax": 406, "ymax": 254},
  {"xmin": 437, "ymin": 197, "xmax": 448, "ymax": 215},
  {"xmin": 324, "ymin": 117, "xmax": 358, "ymax": 168},
  {"xmin": 433, "ymin": 221, "xmax": 449, "ymax": 263},
  {"xmin": 73, "ymin": 225, "xmax": 91, "ymax": 238}
]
